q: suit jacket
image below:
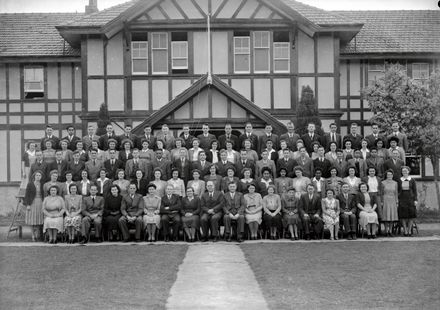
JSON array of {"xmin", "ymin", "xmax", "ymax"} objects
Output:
[
  {"xmin": 172, "ymin": 158, "xmax": 191, "ymax": 183},
  {"xmin": 82, "ymin": 195, "xmax": 104, "ymax": 216},
  {"xmin": 235, "ymin": 159, "xmax": 256, "ymax": 178},
  {"xmin": 178, "ymin": 133, "xmax": 195, "ymax": 150},
  {"xmin": 118, "ymin": 133, "xmax": 138, "ymax": 148},
  {"xmin": 276, "ymin": 158, "xmax": 298, "ymax": 177},
  {"xmin": 239, "ymin": 133, "xmax": 259, "ymax": 151},
  {"xmin": 155, "ymin": 132, "xmax": 175, "ymax": 151},
  {"xmin": 131, "ymin": 178, "xmax": 149, "ymax": 196},
  {"xmin": 23, "ymin": 181, "xmax": 45, "ymax": 205},
  {"xmin": 40, "ymin": 135, "xmax": 60, "ymax": 151},
  {"xmin": 136, "ymin": 134, "xmax": 157, "ymax": 150},
  {"xmin": 197, "ymin": 133, "xmax": 217, "ymax": 151},
  {"xmin": 118, "ymin": 150, "xmax": 133, "ymax": 166},
  {"xmin": 191, "ymin": 160, "xmax": 212, "ymax": 179},
  {"xmin": 298, "ymin": 193, "xmax": 322, "ymax": 217},
  {"xmin": 332, "ymin": 159, "xmax": 350, "ymax": 178},
  {"xmin": 62, "ymin": 135, "xmax": 81, "ymax": 151},
  {"xmin": 160, "ymin": 194, "xmax": 181, "ymax": 215},
  {"xmin": 68, "ymin": 161, "xmax": 85, "ymax": 182},
  {"xmin": 347, "ymin": 158, "xmax": 368, "ymax": 178},
  {"xmin": 99, "ymin": 134, "xmax": 119, "ymax": 151},
  {"xmin": 85, "ymin": 159, "xmax": 104, "ymax": 182},
  {"xmin": 82, "ymin": 134, "xmax": 100, "ymax": 151},
  {"xmin": 95, "ymin": 178, "xmax": 113, "ymax": 197},
  {"xmin": 387, "ymin": 132, "xmax": 409, "ymax": 151},
  {"xmin": 259, "ymin": 134, "xmax": 280, "ymax": 153},
  {"xmin": 152, "ymin": 158, "xmax": 172, "ymax": 180},
  {"xmin": 293, "ymin": 157, "xmax": 314, "ymax": 178},
  {"xmin": 216, "ymin": 161, "xmax": 235, "ymax": 177},
  {"xmin": 364, "ymin": 134, "xmax": 385, "ymax": 149},
  {"xmin": 311, "ymin": 178, "xmax": 327, "ymax": 198},
  {"xmin": 223, "ymin": 192, "xmax": 246, "ymax": 215},
  {"xmin": 343, "ymin": 134, "xmax": 363, "ymax": 150},
  {"xmin": 279, "ymin": 132, "xmax": 301, "ymax": 151},
  {"xmin": 323, "ymin": 132, "xmax": 342, "ymax": 151},
  {"xmin": 29, "ymin": 161, "xmax": 51, "ymax": 183},
  {"xmin": 121, "ymin": 193, "xmax": 144, "ymax": 217},
  {"xmin": 337, "ymin": 192, "xmax": 357, "ymax": 213},
  {"xmin": 103, "ymin": 158, "xmax": 124, "ymax": 180},
  {"xmin": 200, "ymin": 191, "xmax": 224, "ymax": 214},
  {"xmin": 312, "ymin": 157, "xmax": 332, "ymax": 178},
  {"xmin": 76, "ymin": 180, "xmax": 94, "ymax": 196},
  {"xmin": 53, "ymin": 160, "xmax": 69, "ymax": 182},
  {"xmin": 255, "ymin": 160, "xmax": 277, "ymax": 179},
  {"xmin": 125, "ymin": 158, "xmax": 151, "ymax": 180},
  {"xmin": 366, "ymin": 157, "xmax": 385, "ymax": 178},
  {"xmin": 387, "ymin": 147, "xmax": 406, "ymax": 163},
  {"xmin": 220, "ymin": 176, "xmax": 240, "ymax": 193},
  {"xmin": 218, "ymin": 134, "xmax": 240, "ymax": 151},
  {"xmin": 383, "ymin": 159, "xmax": 404, "ymax": 181},
  {"xmin": 301, "ymin": 133, "xmax": 322, "ymax": 155}
]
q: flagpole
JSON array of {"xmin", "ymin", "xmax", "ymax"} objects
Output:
[{"xmin": 207, "ymin": 13, "xmax": 212, "ymax": 85}]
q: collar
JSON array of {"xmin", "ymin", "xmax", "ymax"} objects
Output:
[{"xmin": 400, "ymin": 176, "xmax": 412, "ymax": 181}]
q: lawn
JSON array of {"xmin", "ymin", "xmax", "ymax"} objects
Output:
[
  {"xmin": 1, "ymin": 245, "xmax": 188, "ymax": 310},
  {"xmin": 241, "ymin": 241, "xmax": 440, "ymax": 310}
]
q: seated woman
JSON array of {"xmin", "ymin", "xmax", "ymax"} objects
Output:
[
  {"xmin": 343, "ymin": 166, "xmax": 361, "ymax": 195},
  {"xmin": 42, "ymin": 185, "xmax": 65, "ymax": 244},
  {"xmin": 187, "ymin": 169, "xmax": 205, "ymax": 197},
  {"xmin": 281, "ymin": 187, "xmax": 301, "ymax": 240},
  {"xmin": 291, "ymin": 166, "xmax": 311, "ymax": 199},
  {"xmin": 167, "ymin": 168, "xmax": 186, "ymax": 197},
  {"xmin": 181, "ymin": 187, "xmax": 201, "ymax": 242},
  {"xmin": 357, "ymin": 182, "xmax": 379, "ymax": 239},
  {"xmin": 150, "ymin": 168, "xmax": 168, "ymax": 197},
  {"xmin": 143, "ymin": 183, "xmax": 161, "ymax": 242},
  {"xmin": 64, "ymin": 183, "xmax": 82, "ymax": 243},
  {"xmin": 244, "ymin": 183, "xmax": 263, "ymax": 240},
  {"xmin": 326, "ymin": 167, "xmax": 343, "ymax": 196},
  {"xmin": 322, "ymin": 188, "xmax": 340, "ymax": 240},
  {"xmin": 274, "ymin": 167, "xmax": 293, "ymax": 198},
  {"xmin": 103, "ymin": 184, "xmax": 123, "ymax": 241},
  {"xmin": 262, "ymin": 184, "xmax": 282, "ymax": 239}
]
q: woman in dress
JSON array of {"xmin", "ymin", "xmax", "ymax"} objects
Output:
[
  {"xmin": 181, "ymin": 187, "xmax": 201, "ymax": 242},
  {"xmin": 170, "ymin": 138, "xmax": 188, "ymax": 162},
  {"xmin": 60, "ymin": 139, "xmax": 73, "ymax": 163},
  {"xmin": 322, "ymin": 188, "xmax": 340, "ymax": 240},
  {"xmin": 132, "ymin": 169, "xmax": 148, "ymax": 196},
  {"xmin": 244, "ymin": 183, "xmax": 263, "ymax": 240},
  {"xmin": 343, "ymin": 140, "xmax": 354, "ymax": 161},
  {"xmin": 243, "ymin": 139, "xmax": 259, "ymax": 163},
  {"xmin": 156, "ymin": 139, "xmax": 171, "ymax": 161},
  {"xmin": 310, "ymin": 142, "xmax": 320, "ymax": 160},
  {"xmin": 42, "ymin": 185, "xmax": 65, "ymax": 244},
  {"xmin": 262, "ymin": 184, "xmax": 282, "ymax": 239},
  {"xmin": 150, "ymin": 168, "xmax": 168, "ymax": 197},
  {"xmin": 139, "ymin": 139, "xmax": 155, "ymax": 163},
  {"xmin": 43, "ymin": 170, "xmax": 62, "ymax": 197},
  {"xmin": 64, "ymin": 183, "xmax": 82, "ymax": 243},
  {"xmin": 77, "ymin": 169, "xmax": 93, "ymax": 196},
  {"xmin": 206, "ymin": 140, "xmax": 219, "ymax": 164},
  {"xmin": 357, "ymin": 182, "xmax": 379, "ymax": 239},
  {"xmin": 204, "ymin": 164, "xmax": 222, "ymax": 192},
  {"xmin": 119, "ymin": 139, "xmax": 133, "ymax": 166},
  {"xmin": 21, "ymin": 141, "xmax": 37, "ymax": 182},
  {"xmin": 113, "ymin": 169, "xmax": 130, "ymax": 196},
  {"xmin": 23, "ymin": 170, "xmax": 45, "ymax": 241},
  {"xmin": 239, "ymin": 168, "xmax": 255, "ymax": 194},
  {"xmin": 325, "ymin": 142, "xmax": 338, "ymax": 164},
  {"xmin": 274, "ymin": 167, "xmax": 293, "ymax": 198},
  {"xmin": 343, "ymin": 166, "xmax": 361, "ymax": 195},
  {"xmin": 225, "ymin": 141, "xmax": 239, "ymax": 164},
  {"xmin": 363, "ymin": 167, "xmax": 383, "ymax": 223},
  {"xmin": 221, "ymin": 167, "xmax": 240, "ymax": 193},
  {"xmin": 257, "ymin": 167, "xmax": 275, "ymax": 197},
  {"xmin": 167, "ymin": 168, "xmax": 185, "ymax": 197},
  {"xmin": 103, "ymin": 184, "xmax": 122, "ymax": 241},
  {"xmin": 281, "ymin": 187, "xmax": 301, "ymax": 240},
  {"xmin": 187, "ymin": 169, "xmax": 205, "ymax": 197},
  {"xmin": 143, "ymin": 183, "xmax": 161, "ymax": 242},
  {"xmin": 291, "ymin": 166, "xmax": 311, "ymax": 199},
  {"xmin": 326, "ymin": 167, "xmax": 343, "ymax": 196},
  {"xmin": 96, "ymin": 169, "xmax": 112, "ymax": 197},
  {"xmin": 381, "ymin": 169, "xmax": 399, "ymax": 236},
  {"xmin": 188, "ymin": 138, "xmax": 202, "ymax": 162},
  {"xmin": 398, "ymin": 166, "xmax": 418, "ymax": 236},
  {"xmin": 75, "ymin": 141, "xmax": 88, "ymax": 162},
  {"xmin": 42, "ymin": 140, "xmax": 56, "ymax": 166}
]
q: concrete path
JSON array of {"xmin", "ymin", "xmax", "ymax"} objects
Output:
[{"xmin": 166, "ymin": 244, "xmax": 269, "ymax": 310}]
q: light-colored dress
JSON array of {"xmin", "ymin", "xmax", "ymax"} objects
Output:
[
  {"xmin": 343, "ymin": 176, "xmax": 361, "ymax": 195},
  {"xmin": 64, "ymin": 194, "xmax": 82, "ymax": 231},
  {"xmin": 143, "ymin": 195, "xmax": 161, "ymax": 227},
  {"xmin": 25, "ymin": 182, "xmax": 44, "ymax": 225},
  {"xmin": 359, "ymin": 193, "xmax": 379, "ymax": 228},
  {"xmin": 187, "ymin": 180, "xmax": 206, "ymax": 197},
  {"xmin": 381, "ymin": 180, "xmax": 399, "ymax": 221},
  {"xmin": 244, "ymin": 193, "xmax": 263, "ymax": 224},
  {"xmin": 322, "ymin": 198, "xmax": 340, "ymax": 228},
  {"xmin": 151, "ymin": 180, "xmax": 168, "ymax": 197},
  {"xmin": 167, "ymin": 178, "xmax": 185, "ymax": 197},
  {"xmin": 113, "ymin": 179, "xmax": 130, "ymax": 196},
  {"xmin": 291, "ymin": 177, "xmax": 311, "ymax": 199},
  {"xmin": 42, "ymin": 196, "xmax": 65, "ymax": 232}
]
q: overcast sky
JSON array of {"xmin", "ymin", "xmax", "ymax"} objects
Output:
[{"xmin": 1, "ymin": 0, "xmax": 438, "ymax": 13}]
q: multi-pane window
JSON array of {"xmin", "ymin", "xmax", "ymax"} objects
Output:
[
  {"xmin": 152, "ymin": 32, "xmax": 168, "ymax": 74},
  {"xmin": 24, "ymin": 66, "xmax": 44, "ymax": 99},
  {"xmin": 171, "ymin": 32, "xmax": 188, "ymax": 72},
  {"xmin": 131, "ymin": 32, "xmax": 148, "ymax": 74},
  {"xmin": 253, "ymin": 31, "xmax": 270, "ymax": 73},
  {"xmin": 412, "ymin": 63, "xmax": 429, "ymax": 81},
  {"xmin": 367, "ymin": 60, "xmax": 385, "ymax": 85},
  {"xmin": 273, "ymin": 31, "xmax": 290, "ymax": 73},
  {"xmin": 234, "ymin": 31, "xmax": 250, "ymax": 73}
]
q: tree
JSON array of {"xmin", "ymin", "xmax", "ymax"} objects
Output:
[
  {"xmin": 295, "ymin": 85, "xmax": 323, "ymax": 136},
  {"xmin": 96, "ymin": 102, "xmax": 110, "ymax": 136},
  {"xmin": 363, "ymin": 64, "xmax": 440, "ymax": 206}
]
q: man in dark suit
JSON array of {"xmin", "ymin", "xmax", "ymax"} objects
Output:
[
  {"xmin": 337, "ymin": 183, "xmax": 357, "ymax": 240},
  {"xmin": 29, "ymin": 150, "xmax": 51, "ymax": 183},
  {"xmin": 301, "ymin": 123, "xmax": 322, "ymax": 155},
  {"xmin": 384, "ymin": 149, "xmax": 404, "ymax": 181},
  {"xmin": 223, "ymin": 182, "xmax": 246, "ymax": 242},
  {"xmin": 118, "ymin": 124, "xmax": 137, "ymax": 149},
  {"xmin": 68, "ymin": 151, "xmax": 86, "ymax": 181},
  {"xmin": 276, "ymin": 149, "xmax": 297, "ymax": 178},
  {"xmin": 333, "ymin": 149, "xmax": 349, "ymax": 178},
  {"xmin": 190, "ymin": 150, "xmax": 211, "ymax": 179},
  {"xmin": 259, "ymin": 124, "xmax": 279, "ymax": 153},
  {"xmin": 152, "ymin": 149, "xmax": 172, "ymax": 180},
  {"xmin": 323, "ymin": 123, "xmax": 342, "ymax": 151},
  {"xmin": 119, "ymin": 183, "xmax": 144, "ymax": 242},
  {"xmin": 366, "ymin": 147, "xmax": 385, "ymax": 178},
  {"xmin": 235, "ymin": 149, "xmax": 256, "ymax": 178},
  {"xmin": 200, "ymin": 181, "xmax": 224, "ymax": 242},
  {"xmin": 40, "ymin": 124, "xmax": 60, "ymax": 151},
  {"xmin": 279, "ymin": 121, "xmax": 301, "ymax": 151},
  {"xmin": 54, "ymin": 150, "xmax": 69, "ymax": 182},
  {"xmin": 294, "ymin": 147, "xmax": 314, "ymax": 178},
  {"xmin": 125, "ymin": 148, "xmax": 151, "ymax": 181},
  {"xmin": 136, "ymin": 125, "xmax": 157, "ymax": 150},
  {"xmin": 62, "ymin": 125, "xmax": 81, "ymax": 151},
  {"xmin": 347, "ymin": 150, "xmax": 368, "ymax": 178},
  {"xmin": 312, "ymin": 146, "xmax": 332, "ymax": 178},
  {"xmin": 216, "ymin": 150, "xmax": 235, "ymax": 177},
  {"xmin": 155, "ymin": 124, "xmax": 175, "ymax": 151},
  {"xmin": 85, "ymin": 148, "xmax": 104, "ymax": 183},
  {"xmin": 364, "ymin": 123, "xmax": 385, "ymax": 149},
  {"xmin": 160, "ymin": 184, "xmax": 182, "ymax": 242},
  {"xmin": 172, "ymin": 148, "xmax": 191, "ymax": 184},
  {"xmin": 299, "ymin": 183, "xmax": 323, "ymax": 240},
  {"xmin": 387, "ymin": 122, "xmax": 409, "ymax": 151},
  {"xmin": 239, "ymin": 122, "xmax": 259, "ymax": 151},
  {"xmin": 80, "ymin": 185, "xmax": 104, "ymax": 243},
  {"xmin": 218, "ymin": 123, "xmax": 240, "ymax": 151},
  {"xmin": 343, "ymin": 122, "xmax": 363, "ymax": 150},
  {"xmin": 103, "ymin": 149, "xmax": 124, "ymax": 180},
  {"xmin": 99, "ymin": 123, "xmax": 118, "ymax": 151},
  {"xmin": 82, "ymin": 125, "xmax": 100, "ymax": 151},
  {"xmin": 179, "ymin": 124, "xmax": 195, "ymax": 150},
  {"xmin": 197, "ymin": 123, "xmax": 216, "ymax": 151}
]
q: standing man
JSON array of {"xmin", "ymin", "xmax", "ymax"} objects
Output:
[
  {"xmin": 313, "ymin": 146, "xmax": 332, "ymax": 178},
  {"xmin": 239, "ymin": 122, "xmax": 259, "ymax": 151},
  {"xmin": 365, "ymin": 123, "xmax": 384, "ymax": 149},
  {"xmin": 279, "ymin": 121, "xmax": 300, "ymax": 152},
  {"xmin": 68, "ymin": 151, "xmax": 85, "ymax": 181},
  {"xmin": 323, "ymin": 123, "xmax": 342, "ymax": 151},
  {"xmin": 301, "ymin": 123, "xmax": 322, "ymax": 155},
  {"xmin": 80, "ymin": 185, "xmax": 104, "ymax": 244},
  {"xmin": 155, "ymin": 124, "xmax": 175, "ymax": 151},
  {"xmin": 118, "ymin": 124, "xmax": 137, "ymax": 149},
  {"xmin": 218, "ymin": 123, "xmax": 240, "ymax": 151},
  {"xmin": 235, "ymin": 149, "xmax": 256, "ymax": 178},
  {"xmin": 40, "ymin": 124, "xmax": 60, "ymax": 151},
  {"xmin": 294, "ymin": 147, "xmax": 314, "ymax": 178},
  {"xmin": 160, "ymin": 184, "xmax": 182, "ymax": 242},
  {"xmin": 62, "ymin": 125, "xmax": 81, "ymax": 151},
  {"xmin": 125, "ymin": 148, "xmax": 152, "ymax": 181},
  {"xmin": 190, "ymin": 150, "xmax": 211, "ymax": 179},
  {"xmin": 259, "ymin": 124, "xmax": 279, "ymax": 153},
  {"xmin": 223, "ymin": 182, "xmax": 246, "ymax": 242},
  {"xmin": 82, "ymin": 124, "xmax": 100, "ymax": 151},
  {"xmin": 54, "ymin": 150, "xmax": 68, "ymax": 182},
  {"xmin": 172, "ymin": 148, "xmax": 191, "ymax": 185},
  {"xmin": 299, "ymin": 183, "xmax": 323, "ymax": 240},
  {"xmin": 99, "ymin": 123, "xmax": 118, "ymax": 151},
  {"xmin": 103, "ymin": 149, "xmax": 124, "ymax": 180},
  {"xmin": 384, "ymin": 149, "xmax": 404, "ymax": 181},
  {"xmin": 152, "ymin": 149, "xmax": 172, "ymax": 180},
  {"xmin": 179, "ymin": 124, "xmax": 195, "ymax": 150},
  {"xmin": 197, "ymin": 123, "xmax": 216, "ymax": 151},
  {"xmin": 85, "ymin": 148, "xmax": 104, "ymax": 183},
  {"xmin": 137, "ymin": 125, "xmax": 156, "ymax": 150},
  {"xmin": 29, "ymin": 150, "xmax": 50, "ymax": 183},
  {"xmin": 119, "ymin": 183, "xmax": 144, "ymax": 242},
  {"xmin": 200, "ymin": 181, "xmax": 224, "ymax": 242},
  {"xmin": 343, "ymin": 123, "xmax": 363, "ymax": 151},
  {"xmin": 277, "ymin": 148, "xmax": 297, "ymax": 178},
  {"xmin": 387, "ymin": 121, "xmax": 409, "ymax": 151}
]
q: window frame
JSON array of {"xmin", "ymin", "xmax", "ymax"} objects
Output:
[
  {"xmin": 131, "ymin": 41, "xmax": 149, "ymax": 75},
  {"xmin": 151, "ymin": 32, "xmax": 169, "ymax": 75},
  {"xmin": 233, "ymin": 36, "xmax": 251, "ymax": 74},
  {"xmin": 273, "ymin": 41, "xmax": 290, "ymax": 73},
  {"xmin": 24, "ymin": 66, "xmax": 45, "ymax": 99},
  {"xmin": 171, "ymin": 41, "xmax": 188, "ymax": 70},
  {"xmin": 253, "ymin": 31, "xmax": 270, "ymax": 74},
  {"xmin": 412, "ymin": 63, "xmax": 429, "ymax": 81},
  {"xmin": 367, "ymin": 60, "xmax": 385, "ymax": 85}
]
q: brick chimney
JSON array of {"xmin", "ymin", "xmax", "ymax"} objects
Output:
[{"xmin": 85, "ymin": 0, "xmax": 99, "ymax": 14}]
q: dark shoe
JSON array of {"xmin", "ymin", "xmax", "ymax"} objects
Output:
[
  {"xmin": 135, "ymin": 239, "xmax": 141, "ymax": 243},
  {"xmin": 290, "ymin": 237, "xmax": 295, "ymax": 241},
  {"xmin": 372, "ymin": 235, "xmax": 376, "ymax": 239},
  {"xmin": 122, "ymin": 239, "xmax": 130, "ymax": 243},
  {"xmin": 213, "ymin": 236, "xmax": 218, "ymax": 242},
  {"xmin": 305, "ymin": 234, "xmax": 311, "ymax": 240},
  {"xmin": 79, "ymin": 238, "xmax": 87, "ymax": 245},
  {"xmin": 202, "ymin": 237, "xmax": 208, "ymax": 242},
  {"xmin": 96, "ymin": 238, "xmax": 102, "ymax": 243},
  {"xmin": 237, "ymin": 238, "xmax": 243, "ymax": 243},
  {"xmin": 347, "ymin": 234, "xmax": 353, "ymax": 240}
]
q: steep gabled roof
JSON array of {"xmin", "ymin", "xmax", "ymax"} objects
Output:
[
  {"xmin": 336, "ymin": 10, "xmax": 440, "ymax": 54},
  {"xmin": 0, "ymin": 13, "xmax": 82, "ymax": 57},
  {"xmin": 132, "ymin": 74, "xmax": 287, "ymax": 135}
]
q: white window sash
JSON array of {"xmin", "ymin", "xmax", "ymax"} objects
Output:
[
  {"xmin": 273, "ymin": 42, "xmax": 290, "ymax": 73},
  {"xmin": 131, "ymin": 41, "xmax": 148, "ymax": 74},
  {"xmin": 234, "ymin": 36, "xmax": 250, "ymax": 73},
  {"xmin": 152, "ymin": 33, "xmax": 168, "ymax": 74},
  {"xmin": 171, "ymin": 41, "xmax": 188, "ymax": 70}
]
